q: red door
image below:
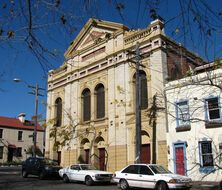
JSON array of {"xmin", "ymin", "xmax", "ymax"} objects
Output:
[
  {"xmin": 175, "ymin": 146, "xmax": 185, "ymax": 175},
  {"xmin": 85, "ymin": 149, "xmax": 89, "ymax": 164},
  {"xmin": 99, "ymin": 148, "xmax": 105, "ymax": 170},
  {"xmin": 141, "ymin": 144, "xmax": 150, "ymax": 164}
]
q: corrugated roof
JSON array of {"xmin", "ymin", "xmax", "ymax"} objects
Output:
[{"xmin": 0, "ymin": 116, "xmax": 44, "ymax": 132}]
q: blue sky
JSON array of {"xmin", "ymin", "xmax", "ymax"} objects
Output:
[{"xmin": 0, "ymin": 0, "xmax": 222, "ymax": 121}]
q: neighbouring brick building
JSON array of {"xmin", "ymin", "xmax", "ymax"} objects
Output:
[
  {"xmin": 0, "ymin": 113, "xmax": 44, "ymax": 163},
  {"xmin": 45, "ymin": 18, "xmax": 204, "ymax": 172}
]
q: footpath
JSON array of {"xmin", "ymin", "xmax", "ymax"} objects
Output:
[{"xmin": 192, "ymin": 181, "xmax": 222, "ymax": 190}]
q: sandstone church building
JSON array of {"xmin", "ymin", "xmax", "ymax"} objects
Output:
[{"xmin": 45, "ymin": 18, "xmax": 203, "ymax": 172}]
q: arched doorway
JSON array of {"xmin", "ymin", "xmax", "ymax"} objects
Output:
[
  {"xmin": 141, "ymin": 130, "xmax": 151, "ymax": 164},
  {"xmin": 80, "ymin": 138, "xmax": 90, "ymax": 164},
  {"xmin": 94, "ymin": 136, "xmax": 106, "ymax": 171}
]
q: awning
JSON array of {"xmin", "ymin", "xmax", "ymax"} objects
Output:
[{"xmin": 8, "ymin": 144, "xmax": 16, "ymax": 149}]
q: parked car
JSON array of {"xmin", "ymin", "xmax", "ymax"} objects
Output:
[
  {"xmin": 113, "ymin": 164, "xmax": 192, "ymax": 190},
  {"xmin": 59, "ymin": 164, "xmax": 113, "ymax": 185},
  {"xmin": 22, "ymin": 157, "xmax": 62, "ymax": 179}
]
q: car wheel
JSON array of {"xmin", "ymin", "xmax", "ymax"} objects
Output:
[
  {"xmin": 119, "ymin": 179, "xmax": 129, "ymax": 190},
  {"xmin": 155, "ymin": 181, "xmax": 168, "ymax": 190},
  {"xmin": 39, "ymin": 171, "xmax": 45, "ymax": 180},
  {"xmin": 85, "ymin": 175, "xmax": 93, "ymax": 186},
  {"xmin": 22, "ymin": 170, "xmax": 28, "ymax": 178},
  {"xmin": 63, "ymin": 174, "xmax": 70, "ymax": 183}
]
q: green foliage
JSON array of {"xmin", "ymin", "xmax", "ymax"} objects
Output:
[
  {"xmin": 48, "ymin": 114, "xmax": 96, "ymax": 153},
  {"xmin": 116, "ymin": 3, "xmax": 125, "ymax": 11},
  {"xmin": 7, "ymin": 30, "xmax": 15, "ymax": 38},
  {"xmin": 49, "ymin": 123, "xmax": 76, "ymax": 150},
  {"xmin": 186, "ymin": 69, "xmax": 193, "ymax": 77},
  {"xmin": 214, "ymin": 58, "xmax": 222, "ymax": 69},
  {"xmin": 49, "ymin": 126, "xmax": 57, "ymax": 138},
  {"xmin": 60, "ymin": 15, "xmax": 66, "ymax": 24},
  {"xmin": 26, "ymin": 145, "xmax": 43, "ymax": 157}
]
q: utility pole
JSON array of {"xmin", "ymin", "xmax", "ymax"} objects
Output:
[
  {"xmin": 128, "ymin": 42, "xmax": 142, "ymax": 163},
  {"xmin": 28, "ymin": 84, "xmax": 44, "ymax": 157},
  {"xmin": 151, "ymin": 94, "xmax": 157, "ymax": 164},
  {"xmin": 14, "ymin": 79, "xmax": 44, "ymax": 157},
  {"xmin": 135, "ymin": 42, "xmax": 141, "ymax": 163}
]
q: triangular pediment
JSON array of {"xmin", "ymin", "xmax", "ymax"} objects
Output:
[
  {"xmin": 82, "ymin": 31, "xmax": 105, "ymax": 47},
  {"xmin": 64, "ymin": 18, "xmax": 129, "ymax": 59}
]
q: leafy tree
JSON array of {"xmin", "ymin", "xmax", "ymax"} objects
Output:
[
  {"xmin": 26, "ymin": 145, "xmax": 44, "ymax": 157},
  {"xmin": 0, "ymin": 0, "xmax": 222, "ymax": 76}
]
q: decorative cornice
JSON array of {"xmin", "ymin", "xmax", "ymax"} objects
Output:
[{"xmin": 124, "ymin": 28, "xmax": 152, "ymax": 44}]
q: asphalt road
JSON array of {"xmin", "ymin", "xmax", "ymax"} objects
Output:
[
  {"xmin": 0, "ymin": 166, "xmax": 118, "ymax": 190},
  {"xmin": 0, "ymin": 173, "xmax": 117, "ymax": 190},
  {"xmin": 0, "ymin": 166, "xmax": 220, "ymax": 190}
]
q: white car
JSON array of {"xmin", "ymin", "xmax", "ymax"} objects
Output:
[
  {"xmin": 59, "ymin": 164, "xmax": 113, "ymax": 185},
  {"xmin": 113, "ymin": 164, "xmax": 192, "ymax": 190}
]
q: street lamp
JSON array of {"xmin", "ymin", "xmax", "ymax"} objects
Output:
[{"xmin": 14, "ymin": 78, "xmax": 44, "ymax": 157}]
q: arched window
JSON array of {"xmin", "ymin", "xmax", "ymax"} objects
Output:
[
  {"xmin": 82, "ymin": 88, "xmax": 91, "ymax": 121},
  {"xmin": 95, "ymin": 84, "xmax": 105, "ymax": 119},
  {"xmin": 55, "ymin": 97, "xmax": 62, "ymax": 127},
  {"xmin": 133, "ymin": 70, "xmax": 148, "ymax": 110}
]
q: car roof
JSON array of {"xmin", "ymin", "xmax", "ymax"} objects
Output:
[
  {"xmin": 27, "ymin": 157, "xmax": 57, "ymax": 161},
  {"xmin": 71, "ymin": 164, "xmax": 91, "ymax": 166},
  {"xmin": 128, "ymin": 164, "xmax": 159, "ymax": 166},
  {"xmin": 74, "ymin": 164, "xmax": 90, "ymax": 165},
  {"xmin": 28, "ymin": 157, "xmax": 44, "ymax": 159}
]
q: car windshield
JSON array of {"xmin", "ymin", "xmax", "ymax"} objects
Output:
[
  {"xmin": 42, "ymin": 159, "xmax": 58, "ymax": 166},
  {"xmin": 80, "ymin": 165, "xmax": 97, "ymax": 170},
  {"xmin": 149, "ymin": 165, "xmax": 171, "ymax": 174}
]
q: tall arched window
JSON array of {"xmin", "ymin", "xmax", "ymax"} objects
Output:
[
  {"xmin": 95, "ymin": 84, "xmax": 105, "ymax": 119},
  {"xmin": 55, "ymin": 97, "xmax": 62, "ymax": 127},
  {"xmin": 82, "ymin": 88, "xmax": 91, "ymax": 121},
  {"xmin": 133, "ymin": 70, "xmax": 148, "ymax": 110}
]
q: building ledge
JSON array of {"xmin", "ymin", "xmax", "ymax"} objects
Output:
[
  {"xmin": 199, "ymin": 166, "xmax": 216, "ymax": 174},
  {"xmin": 175, "ymin": 125, "xmax": 191, "ymax": 132},
  {"xmin": 205, "ymin": 121, "xmax": 222, "ymax": 128}
]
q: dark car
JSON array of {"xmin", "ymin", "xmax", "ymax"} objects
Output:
[{"xmin": 22, "ymin": 157, "xmax": 62, "ymax": 179}]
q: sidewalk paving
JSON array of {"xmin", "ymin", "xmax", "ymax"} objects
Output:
[{"xmin": 192, "ymin": 181, "xmax": 222, "ymax": 190}]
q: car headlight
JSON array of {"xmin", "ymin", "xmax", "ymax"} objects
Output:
[{"xmin": 45, "ymin": 166, "xmax": 50, "ymax": 170}]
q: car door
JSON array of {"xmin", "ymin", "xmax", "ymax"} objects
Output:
[
  {"xmin": 139, "ymin": 165, "xmax": 156, "ymax": 189},
  {"xmin": 33, "ymin": 158, "xmax": 41, "ymax": 175},
  {"xmin": 68, "ymin": 165, "xmax": 82, "ymax": 181},
  {"xmin": 28, "ymin": 158, "xmax": 36, "ymax": 175},
  {"xmin": 75, "ymin": 166, "xmax": 87, "ymax": 181},
  {"xmin": 24, "ymin": 158, "xmax": 32, "ymax": 174},
  {"xmin": 121, "ymin": 165, "xmax": 141, "ymax": 188}
]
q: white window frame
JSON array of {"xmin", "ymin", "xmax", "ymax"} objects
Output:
[
  {"xmin": 205, "ymin": 97, "xmax": 221, "ymax": 121},
  {"xmin": 199, "ymin": 141, "xmax": 214, "ymax": 167},
  {"xmin": 176, "ymin": 101, "xmax": 190, "ymax": 127}
]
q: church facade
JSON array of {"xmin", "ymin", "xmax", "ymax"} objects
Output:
[{"xmin": 45, "ymin": 18, "xmax": 203, "ymax": 172}]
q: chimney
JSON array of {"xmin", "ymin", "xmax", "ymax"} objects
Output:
[
  {"xmin": 18, "ymin": 113, "xmax": 26, "ymax": 123},
  {"xmin": 150, "ymin": 16, "xmax": 165, "ymax": 33}
]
